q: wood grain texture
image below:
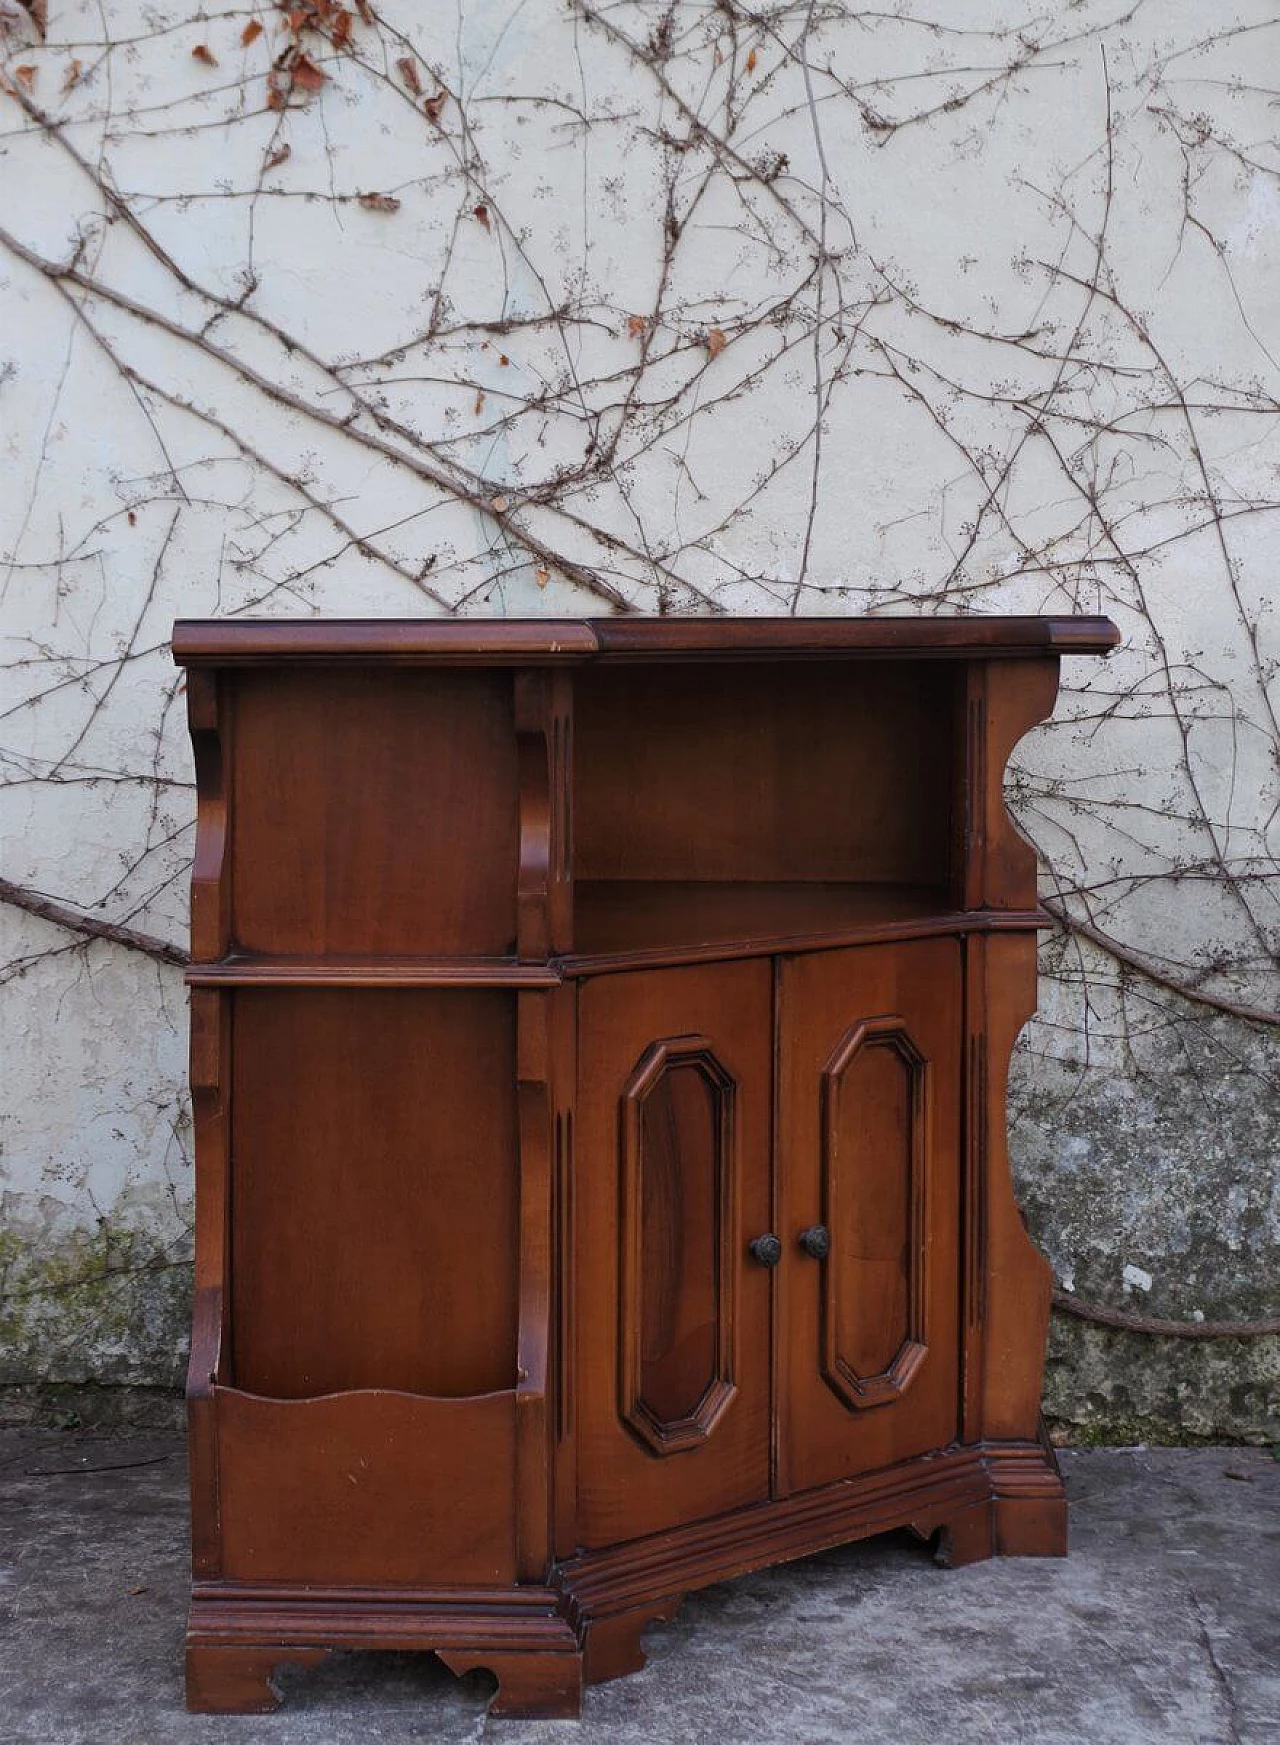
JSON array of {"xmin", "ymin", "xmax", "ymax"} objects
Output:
[
  {"xmin": 963, "ymin": 658, "xmax": 1062, "ymax": 911},
  {"xmin": 973, "ymin": 932, "xmax": 1059, "ymax": 1443},
  {"xmin": 228, "ymin": 668, "xmax": 518, "ymax": 956},
  {"xmin": 574, "ymin": 662, "xmax": 954, "ymax": 884},
  {"xmin": 214, "ymin": 1387, "xmax": 518, "ymax": 1586},
  {"xmin": 229, "ymin": 988, "xmax": 518, "ymax": 1398},
  {"xmin": 777, "ymin": 941, "xmax": 961, "ymax": 1495},
  {"xmin": 174, "ymin": 615, "xmax": 1120, "ymax": 663},
  {"xmin": 186, "ymin": 667, "xmax": 230, "ymax": 962},
  {"xmin": 187, "ymin": 987, "xmax": 229, "ymax": 1577},
  {"xmin": 186, "ymin": 1645, "xmax": 330, "ymax": 1714},
  {"xmin": 575, "ymin": 960, "xmax": 773, "ymax": 1549},
  {"xmin": 619, "ymin": 1037, "xmax": 737, "ymax": 1453}
]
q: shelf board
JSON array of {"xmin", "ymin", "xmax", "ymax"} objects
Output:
[
  {"xmin": 186, "ymin": 956, "xmax": 560, "ymax": 988},
  {"xmin": 565, "ymin": 881, "xmax": 1044, "ymax": 973},
  {"xmin": 185, "ymin": 891, "xmax": 1048, "ymax": 985}
]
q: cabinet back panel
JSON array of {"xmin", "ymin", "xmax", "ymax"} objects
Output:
[
  {"xmin": 229, "ymin": 989, "xmax": 518, "ymax": 1397},
  {"xmin": 574, "ymin": 662, "xmax": 954, "ymax": 883},
  {"xmin": 229, "ymin": 669, "xmax": 518, "ymax": 956}
]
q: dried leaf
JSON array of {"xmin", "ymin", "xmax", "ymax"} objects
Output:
[
  {"xmin": 474, "ymin": 390, "xmax": 485, "ymax": 414},
  {"xmin": 14, "ymin": 63, "xmax": 36, "ymax": 89},
  {"xmin": 192, "ymin": 44, "xmax": 218, "ymax": 67},
  {"xmin": 358, "ymin": 191, "xmax": 400, "ymax": 212},
  {"xmin": 127, "ymin": 510, "xmax": 137, "ymax": 526},
  {"xmin": 745, "ymin": 47, "xmax": 757, "ymax": 73},
  {"xmin": 498, "ymin": 353, "xmax": 509, "ymax": 367},
  {"xmin": 354, "ymin": 0, "xmax": 374, "ymax": 22},
  {"xmin": 396, "ymin": 55, "xmax": 421, "ymax": 95},
  {"xmin": 291, "ymin": 52, "xmax": 325, "ymax": 92},
  {"xmin": 706, "ymin": 327, "xmax": 728, "ymax": 358},
  {"xmin": 491, "ymin": 494, "xmax": 509, "ymax": 512},
  {"xmin": 329, "ymin": 8, "xmax": 351, "ymax": 47},
  {"xmin": 264, "ymin": 141, "xmax": 291, "ymax": 170},
  {"xmin": 62, "ymin": 58, "xmax": 82, "ymax": 93},
  {"xmin": 535, "ymin": 565, "xmax": 550, "ymax": 587},
  {"xmin": 627, "ymin": 314, "xmax": 647, "ymax": 339},
  {"xmin": 423, "ymin": 88, "xmax": 447, "ymax": 124},
  {"xmin": 242, "ymin": 19, "xmax": 264, "ymax": 45},
  {"xmin": 472, "ymin": 202, "xmax": 490, "ymax": 231}
]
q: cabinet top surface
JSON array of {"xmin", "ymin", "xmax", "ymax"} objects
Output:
[{"xmin": 173, "ymin": 615, "xmax": 1119, "ymax": 665}]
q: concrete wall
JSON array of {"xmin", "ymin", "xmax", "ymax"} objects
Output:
[{"xmin": 1, "ymin": 0, "xmax": 1276, "ymax": 1438}]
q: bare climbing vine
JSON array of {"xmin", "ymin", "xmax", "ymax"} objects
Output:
[{"xmin": 0, "ymin": 1, "xmax": 1276, "ymax": 1387}]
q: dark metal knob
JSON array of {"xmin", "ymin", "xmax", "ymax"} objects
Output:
[
  {"xmin": 798, "ymin": 1224, "xmax": 830, "ymax": 1260},
  {"xmin": 748, "ymin": 1233, "xmax": 783, "ymax": 1268}
]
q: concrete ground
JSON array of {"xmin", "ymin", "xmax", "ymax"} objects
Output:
[{"xmin": 0, "ymin": 1433, "xmax": 1276, "ymax": 1745}]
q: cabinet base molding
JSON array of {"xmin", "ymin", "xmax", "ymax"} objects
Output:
[{"xmin": 186, "ymin": 1440, "xmax": 1064, "ymax": 1716}]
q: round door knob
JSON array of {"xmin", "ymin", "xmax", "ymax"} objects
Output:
[
  {"xmin": 748, "ymin": 1233, "xmax": 783, "ymax": 1268},
  {"xmin": 798, "ymin": 1224, "xmax": 830, "ymax": 1260}
]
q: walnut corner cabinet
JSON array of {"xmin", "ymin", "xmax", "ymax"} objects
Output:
[{"xmin": 174, "ymin": 614, "xmax": 1118, "ymax": 1719}]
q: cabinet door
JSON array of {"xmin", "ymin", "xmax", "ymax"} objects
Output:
[
  {"xmin": 777, "ymin": 940, "xmax": 961, "ymax": 1495},
  {"xmin": 575, "ymin": 960, "xmax": 773, "ymax": 1549}
]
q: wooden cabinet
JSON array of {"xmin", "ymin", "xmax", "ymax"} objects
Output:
[{"xmin": 174, "ymin": 615, "xmax": 1118, "ymax": 1719}]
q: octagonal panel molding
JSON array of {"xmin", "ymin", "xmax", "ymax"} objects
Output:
[
  {"xmin": 618, "ymin": 1036, "xmax": 738, "ymax": 1456},
  {"xmin": 819, "ymin": 1016, "xmax": 929, "ymax": 1411}
]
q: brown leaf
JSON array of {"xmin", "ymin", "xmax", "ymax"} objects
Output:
[
  {"xmin": 491, "ymin": 494, "xmax": 509, "ymax": 513},
  {"xmin": 358, "ymin": 191, "xmax": 400, "ymax": 212},
  {"xmin": 472, "ymin": 202, "xmax": 490, "ymax": 231},
  {"xmin": 706, "ymin": 327, "xmax": 728, "ymax": 358},
  {"xmin": 127, "ymin": 510, "xmax": 137, "ymax": 526},
  {"xmin": 745, "ymin": 47, "xmax": 757, "ymax": 73},
  {"xmin": 627, "ymin": 314, "xmax": 647, "ymax": 339},
  {"xmin": 354, "ymin": 0, "xmax": 374, "ymax": 21},
  {"xmin": 423, "ymin": 88, "xmax": 447, "ymax": 125},
  {"xmin": 241, "ymin": 19, "xmax": 264, "ymax": 45},
  {"xmin": 17, "ymin": 0, "xmax": 46, "ymax": 39},
  {"xmin": 14, "ymin": 64, "xmax": 36, "ymax": 89},
  {"xmin": 62, "ymin": 58, "xmax": 82, "ymax": 93},
  {"xmin": 329, "ymin": 8, "xmax": 352, "ymax": 47},
  {"xmin": 498, "ymin": 353, "xmax": 509, "ymax": 367},
  {"xmin": 291, "ymin": 52, "xmax": 326, "ymax": 92},
  {"xmin": 535, "ymin": 565, "xmax": 550, "ymax": 587},
  {"xmin": 396, "ymin": 55, "xmax": 421, "ymax": 96},
  {"xmin": 192, "ymin": 44, "xmax": 218, "ymax": 67},
  {"xmin": 264, "ymin": 142, "xmax": 291, "ymax": 170},
  {"xmin": 474, "ymin": 390, "xmax": 485, "ymax": 414}
]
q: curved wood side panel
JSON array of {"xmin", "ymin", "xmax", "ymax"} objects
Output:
[
  {"xmin": 962, "ymin": 658, "xmax": 1061, "ymax": 910},
  {"xmin": 186, "ymin": 667, "xmax": 230, "ymax": 961},
  {"xmin": 515, "ymin": 987, "xmax": 574, "ymax": 1581},
  {"xmin": 187, "ymin": 988, "xmax": 230, "ymax": 1577},
  {"xmin": 967, "ymin": 932, "xmax": 1055, "ymax": 1442},
  {"xmin": 515, "ymin": 669, "xmax": 572, "ymax": 961}
]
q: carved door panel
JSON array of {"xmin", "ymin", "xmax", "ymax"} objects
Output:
[
  {"xmin": 575, "ymin": 960, "xmax": 773, "ymax": 1549},
  {"xmin": 777, "ymin": 940, "xmax": 961, "ymax": 1496}
]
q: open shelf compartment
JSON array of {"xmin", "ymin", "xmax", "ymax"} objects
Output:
[{"xmin": 570, "ymin": 661, "xmax": 963, "ymax": 960}]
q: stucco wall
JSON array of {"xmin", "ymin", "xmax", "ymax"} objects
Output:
[{"xmin": 1, "ymin": 0, "xmax": 1276, "ymax": 1437}]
